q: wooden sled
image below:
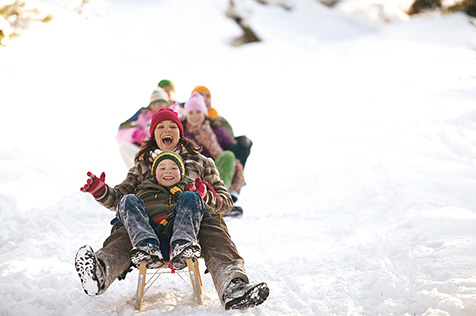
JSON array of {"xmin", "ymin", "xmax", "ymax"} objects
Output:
[{"xmin": 135, "ymin": 258, "xmax": 203, "ymax": 311}]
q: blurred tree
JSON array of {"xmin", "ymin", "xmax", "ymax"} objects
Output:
[
  {"xmin": 0, "ymin": 0, "xmax": 53, "ymax": 46},
  {"xmin": 408, "ymin": 0, "xmax": 476, "ymax": 16},
  {"xmin": 408, "ymin": 0, "xmax": 441, "ymax": 15},
  {"xmin": 445, "ymin": 0, "xmax": 476, "ymax": 17},
  {"xmin": 226, "ymin": 0, "xmax": 261, "ymax": 46}
]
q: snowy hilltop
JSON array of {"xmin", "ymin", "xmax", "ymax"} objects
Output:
[{"xmin": 1, "ymin": 0, "xmax": 476, "ymax": 315}]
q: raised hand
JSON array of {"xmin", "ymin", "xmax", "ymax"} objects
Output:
[{"xmin": 80, "ymin": 172, "xmax": 106, "ymax": 196}]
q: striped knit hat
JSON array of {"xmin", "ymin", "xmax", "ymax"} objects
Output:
[
  {"xmin": 152, "ymin": 151, "xmax": 185, "ymax": 182},
  {"xmin": 149, "ymin": 88, "xmax": 169, "ymax": 106}
]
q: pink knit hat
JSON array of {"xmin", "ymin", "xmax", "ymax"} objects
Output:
[{"xmin": 183, "ymin": 92, "xmax": 208, "ymax": 116}]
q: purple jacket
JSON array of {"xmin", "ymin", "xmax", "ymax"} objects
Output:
[{"xmin": 183, "ymin": 126, "xmax": 236, "ymax": 159}]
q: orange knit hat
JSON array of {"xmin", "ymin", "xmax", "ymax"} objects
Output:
[
  {"xmin": 191, "ymin": 86, "xmax": 211, "ymax": 96},
  {"xmin": 191, "ymin": 86, "xmax": 218, "ymax": 118}
]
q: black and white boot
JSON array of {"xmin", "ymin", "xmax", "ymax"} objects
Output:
[
  {"xmin": 223, "ymin": 278, "xmax": 269, "ymax": 310},
  {"xmin": 224, "ymin": 190, "xmax": 243, "ymax": 217},
  {"xmin": 170, "ymin": 240, "xmax": 201, "ymax": 270},
  {"xmin": 74, "ymin": 245, "xmax": 106, "ymax": 296},
  {"xmin": 130, "ymin": 242, "xmax": 164, "ymax": 269},
  {"xmin": 224, "ymin": 206, "xmax": 243, "ymax": 217}
]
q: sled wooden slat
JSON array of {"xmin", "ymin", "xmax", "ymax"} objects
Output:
[
  {"xmin": 135, "ymin": 261, "xmax": 147, "ymax": 310},
  {"xmin": 187, "ymin": 258, "xmax": 203, "ymax": 305},
  {"xmin": 134, "ymin": 259, "xmax": 203, "ymax": 311}
]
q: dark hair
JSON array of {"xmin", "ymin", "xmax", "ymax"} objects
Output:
[{"xmin": 135, "ymin": 135, "xmax": 201, "ymax": 163}]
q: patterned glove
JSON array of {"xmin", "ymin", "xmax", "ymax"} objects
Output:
[
  {"xmin": 188, "ymin": 178, "xmax": 207, "ymax": 200},
  {"xmin": 80, "ymin": 172, "xmax": 106, "ymax": 196}
]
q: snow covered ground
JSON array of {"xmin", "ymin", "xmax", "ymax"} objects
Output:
[{"xmin": 1, "ymin": 0, "xmax": 476, "ymax": 315}]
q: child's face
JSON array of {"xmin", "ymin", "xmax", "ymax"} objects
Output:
[
  {"xmin": 155, "ymin": 159, "xmax": 181, "ymax": 186},
  {"xmin": 149, "ymin": 101, "xmax": 169, "ymax": 113},
  {"xmin": 163, "ymin": 85, "xmax": 176, "ymax": 103},
  {"xmin": 198, "ymin": 91, "xmax": 211, "ymax": 110},
  {"xmin": 186, "ymin": 110, "xmax": 206, "ymax": 128}
]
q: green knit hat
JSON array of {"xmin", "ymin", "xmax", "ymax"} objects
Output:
[
  {"xmin": 158, "ymin": 79, "xmax": 175, "ymax": 91},
  {"xmin": 152, "ymin": 151, "xmax": 185, "ymax": 182}
]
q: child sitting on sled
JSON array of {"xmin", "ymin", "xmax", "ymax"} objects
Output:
[{"xmin": 115, "ymin": 151, "xmax": 217, "ymax": 270}]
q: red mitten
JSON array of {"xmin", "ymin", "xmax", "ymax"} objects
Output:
[
  {"xmin": 195, "ymin": 178, "xmax": 207, "ymax": 199},
  {"xmin": 188, "ymin": 178, "xmax": 207, "ymax": 200},
  {"xmin": 80, "ymin": 172, "xmax": 106, "ymax": 196}
]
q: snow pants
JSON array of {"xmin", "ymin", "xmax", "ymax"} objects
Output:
[
  {"xmin": 215, "ymin": 150, "xmax": 236, "ymax": 189},
  {"xmin": 95, "ymin": 196, "xmax": 248, "ymax": 301}
]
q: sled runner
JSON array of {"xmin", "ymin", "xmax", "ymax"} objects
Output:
[{"xmin": 135, "ymin": 258, "xmax": 203, "ymax": 310}]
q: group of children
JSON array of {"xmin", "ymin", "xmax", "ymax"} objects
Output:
[
  {"xmin": 76, "ymin": 96, "xmax": 269, "ymax": 310},
  {"xmin": 116, "ymin": 79, "xmax": 252, "ymax": 214},
  {"xmin": 114, "ymin": 79, "xmax": 237, "ymax": 270}
]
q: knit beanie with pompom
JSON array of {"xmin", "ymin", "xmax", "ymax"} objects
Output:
[
  {"xmin": 191, "ymin": 86, "xmax": 211, "ymax": 97},
  {"xmin": 149, "ymin": 88, "xmax": 169, "ymax": 106}
]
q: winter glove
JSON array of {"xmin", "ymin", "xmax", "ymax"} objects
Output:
[
  {"xmin": 80, "ymin": 172, "xmax": 106, "ymax": 196},
  {"xmin": 188, "ymin": 178, "xmax": 207, "ymax": 200},
  {"xmin": 132, "ymin": 129, "xmax": 148, "ymax": 145}
]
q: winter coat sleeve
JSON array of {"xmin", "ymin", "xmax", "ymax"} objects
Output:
[
  {"xmin": 213, "ymin": 126, "xmax": 236, "ymax": 151},
  {"xmin": 116, "ymin": 109, "xmax": 152, "ymax": 145},
  {"xmin": 93, "ymin": 160, "xmax": 151, "ymax": 211},
  {"xmin": 216, "ymin": 115, "xmax": 235, "ymax": 140},
  {"xmin": 182, "ymin": 151, "xmax": 233, "ymax": 215},
  {"xmin": 118, "ymin": 107, "xmax": 147, "ymax": 129},
  {"xmin": 115, "ymin": 127, "xmax": 140, "ymax": 144}
]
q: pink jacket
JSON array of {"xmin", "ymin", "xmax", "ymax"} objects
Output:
[
  {"xmin": 116, "ymin": 104, "xmax": 181, "ymax": 145},
  {"xmin": 116, "ymin": 110, "xmax": 153, "ymax": 144}
]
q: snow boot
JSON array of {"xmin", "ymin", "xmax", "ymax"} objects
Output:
[
  {"xmin": 170, "ymin": 240, "xmax": 201, "ymax": 270},
  {"xmin": 224, "ymin": 206, "xmax": 243, "ymax": 218},
  {"xmin": 130, "ymin": 241, "xmax": 164, "ymax": 269},
  {"xmin": 223, "ymin": 278, "xmax": 269, "ymax": 310},
  {"xmin": 229, "ymin": 189, "xmax": 240, "ymax": 203},
  {"xmin": 75, "ymin": 245, "xmax": 106, "ymax": 296}
]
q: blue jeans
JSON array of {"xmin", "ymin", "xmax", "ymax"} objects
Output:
[
  {"xmin": 116, "ymin": 192, "xmax": 205, "ymax": 258},
  {"xmin": 171, "ymin": 192, "xmax": 205, "ymax": 244}
]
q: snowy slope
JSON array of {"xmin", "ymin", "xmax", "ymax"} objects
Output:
[{"xmin": 1, "ymin": 0, "xmax": 476, "ymax": 315}]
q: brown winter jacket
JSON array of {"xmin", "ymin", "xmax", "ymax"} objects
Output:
[
  {"xmin": 135, "ymin": 177, "xmax": 193, "ymax": 220},
  {"xmin": 93, "ymin": 147, "xmax": 233, "ymax": 215},
  {"xmin": 135, "ymin": 177, "xmax": 214, "ymax": 220}
]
